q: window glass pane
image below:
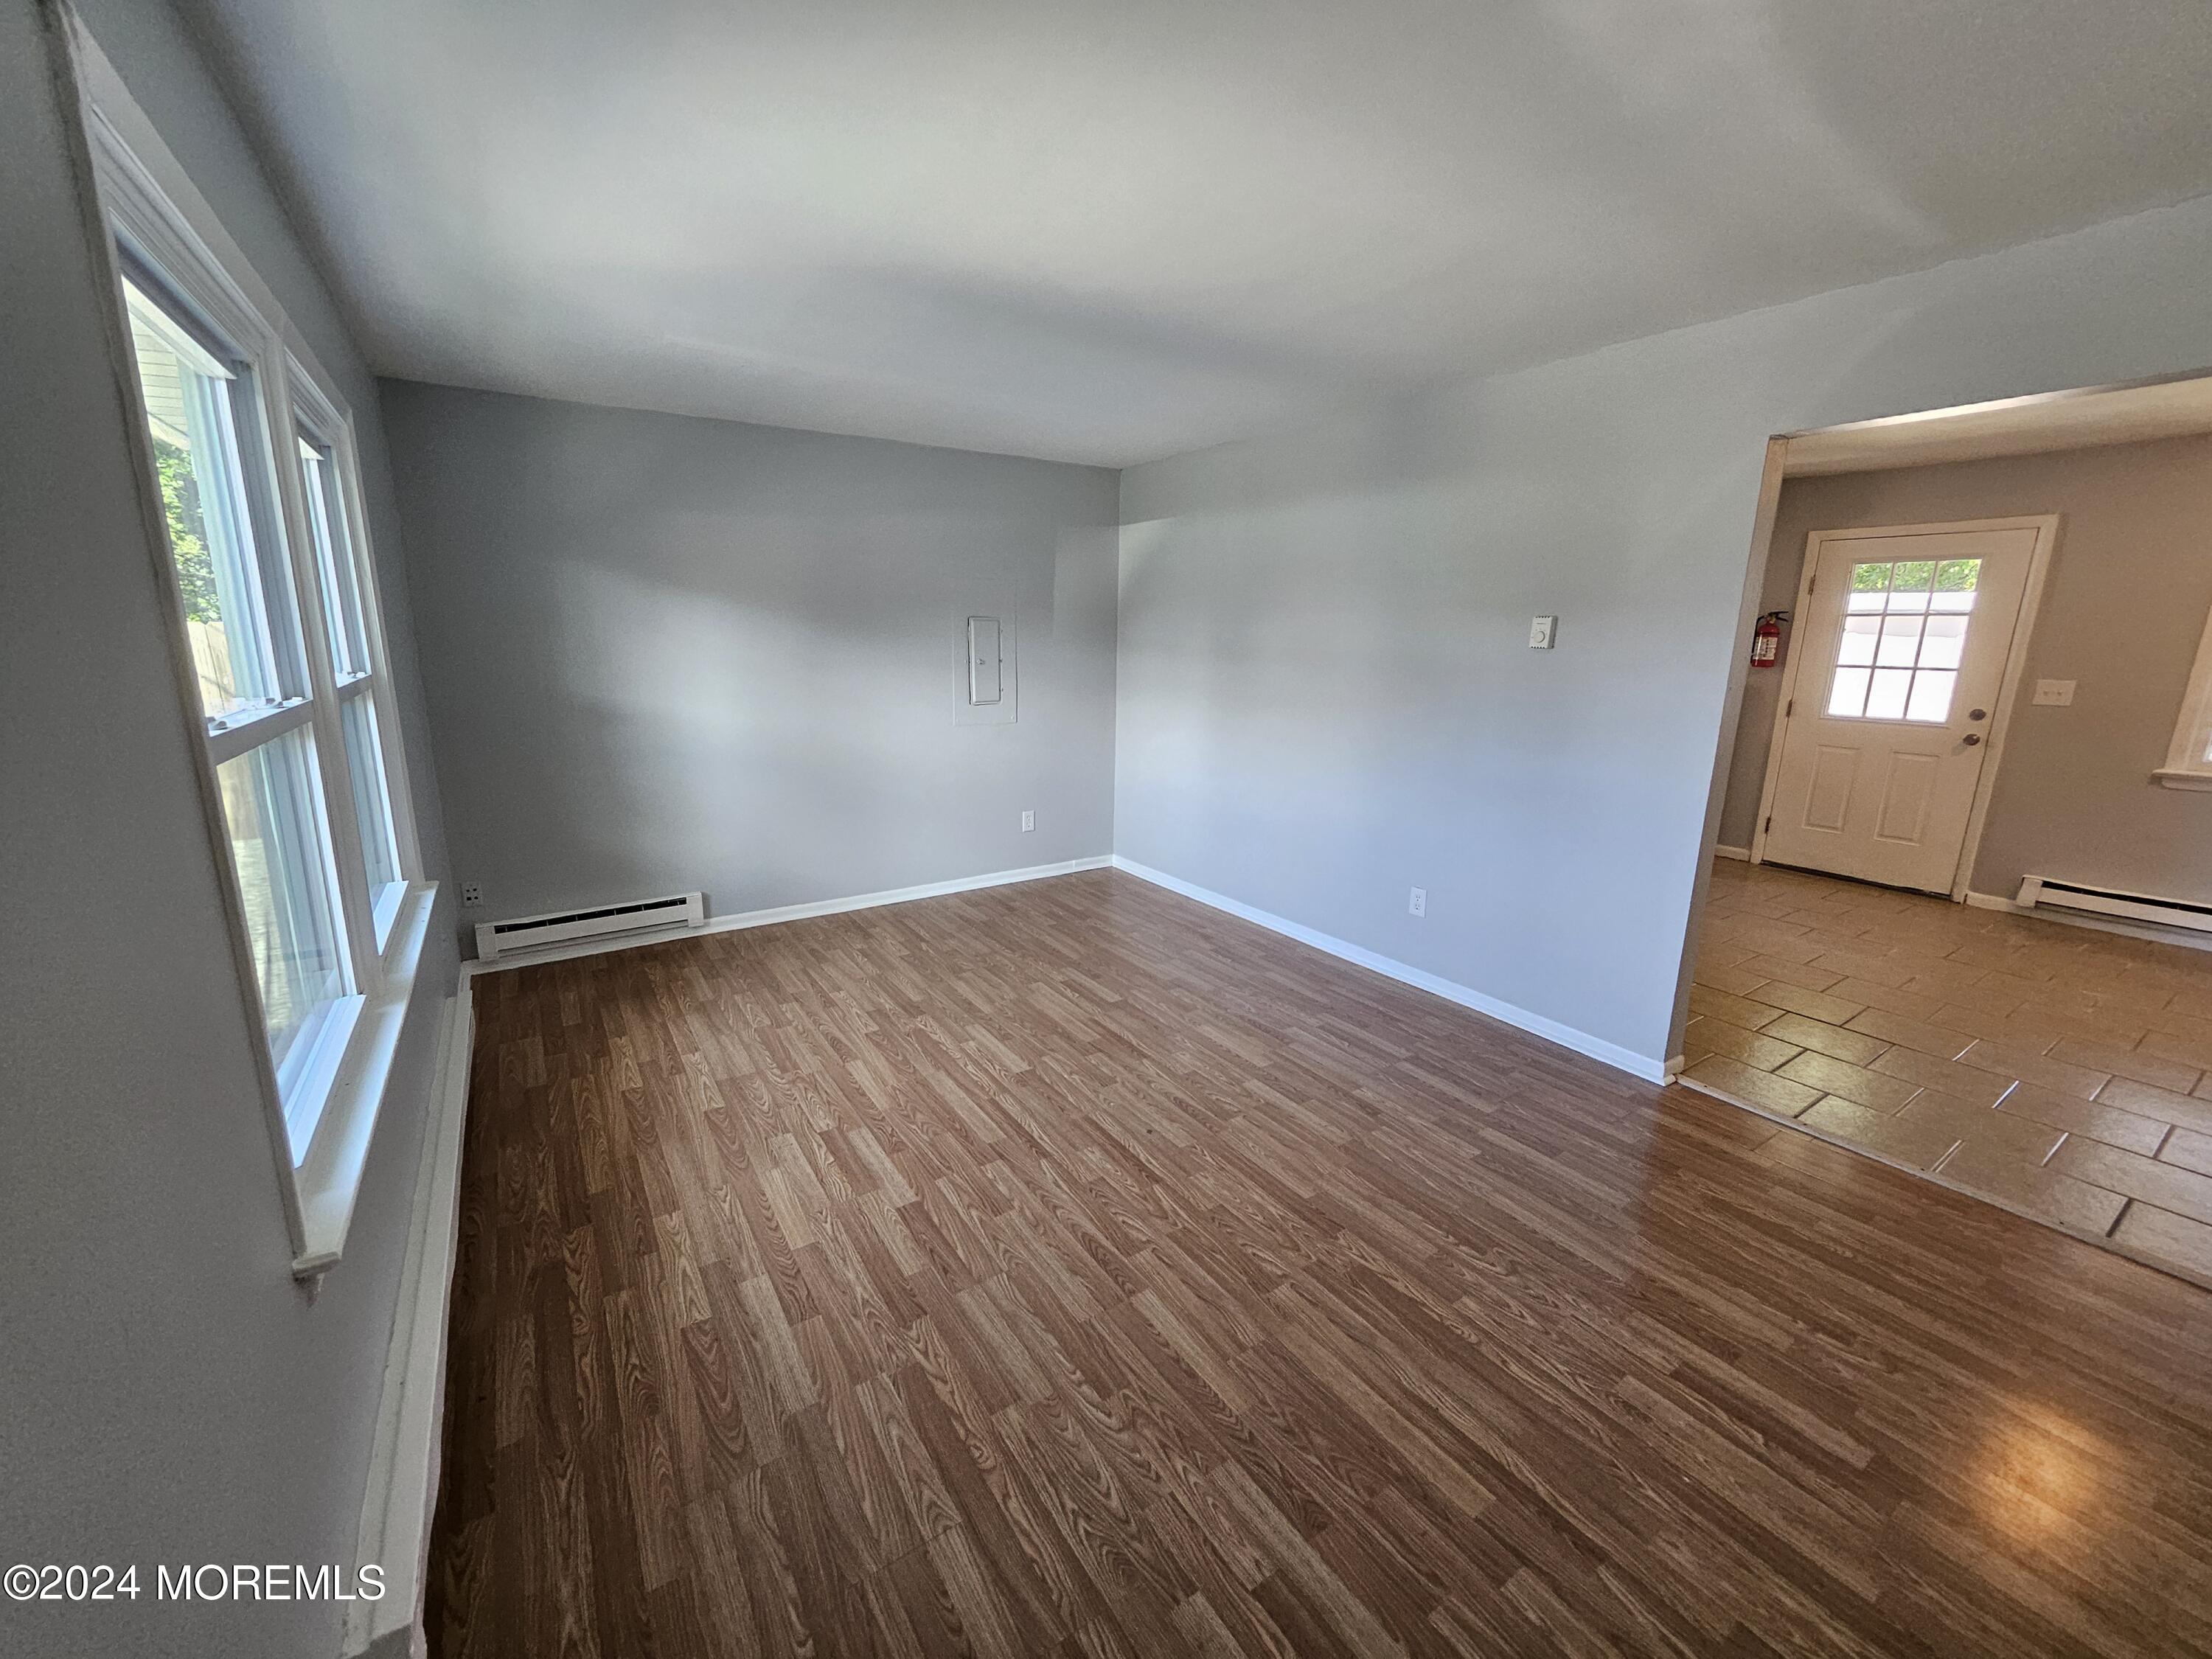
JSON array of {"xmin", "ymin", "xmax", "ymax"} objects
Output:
[
  {"xmin": 1891, "ymin": 560, "xmax": 1935, "ymax": 593},
  {"xmin": 1837, "ymin": 615, "xmax": 1879, "ymax": 666},
  {"xmin": 1846, "ymin": 562, "xmax": 1891, "ymax": 613},
  {"xmin": 216, "ymin": 726, "xmax": 349, "ymax": 1088},
  {"xmin": 1905, "ymin": 669, "xmax": 1958, "ymax": 723},
  {"xmin": 1865, "ymin": 667, "xmax": 1912, "ymax": 720},
  {"xmin": 341, "ymin": 693, "xmax": 405, "ymax": 922},
  {"xmin": 123, "ymin": 279, "xmax": 300, "ymax": 724},
  {"xmin": 1876, "ymin": 614, "xmax": 1924, "ymax": 667},
  {"xmin": 1828, "ymin": 666, "xmax": 1871, "ymax": 718},
  {"xmin": 1919, "ymin": 614, "xmax": 1968, "ymax": 670},
  {"xmin": 298, "ymin": 437, "xmax": 369, "ymax": 677},
  {"xmin": 1884, "ymin": 585, "xmax": 1930, "ymax": 615},
  {"xmin": 1930, "ymin": 559, "xmax": 1980, "ymax": 611}
]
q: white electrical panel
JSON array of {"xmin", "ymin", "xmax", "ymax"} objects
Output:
[
  {"xmin": 955, "ymin": 613, "xmax": 1017, "ymax": 726},
  {"xmin": 967, "ymin": 616, "xmax": 1003, "ymax": 705}
]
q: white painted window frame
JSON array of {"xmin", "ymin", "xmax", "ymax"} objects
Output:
[
  {"xmin": 2154, "ymin": 603, "xmax": 2212, "ymax": 792},
  {"xmin": 289, "ymin": 363, "xmax": 422, "ymax": 945},
  {"xmin": 69, "ymin": 18, "xmax": 437, "ymax": 1277}
]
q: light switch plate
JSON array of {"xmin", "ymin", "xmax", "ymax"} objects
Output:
[
  {"xmin": 2032, "ymin": 678, "xmax": 2076, "ymax": 706},
  {"xmin": 1528, "ymin": 615, "xmax": 1558, "ymax": 650}
]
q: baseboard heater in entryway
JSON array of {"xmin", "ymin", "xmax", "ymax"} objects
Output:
[
  {"xmin": 2014, "ymin": 875, "xmax": 2212, "ymax": 936},
  {"xmin": 474, "ymin": 891, "xmax": 705, "ymax": 960}
]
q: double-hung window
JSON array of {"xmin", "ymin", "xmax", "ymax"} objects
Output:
[
  {"xmin": 83, "ymin": 32, "xmax": 431, "ymax": 1274},
  {"xmin": 294, "ymin": 396, "xmax": 410, "ymax": 943},
  {"xmin": 123, "ymin": 272, "xmax": 358, "ymax": 1125}
]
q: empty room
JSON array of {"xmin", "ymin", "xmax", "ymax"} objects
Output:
[{"xmin": 6, "ymin": 1, "xmax": 2212, "ymax": 1657}]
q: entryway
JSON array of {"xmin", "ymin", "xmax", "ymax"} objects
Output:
[{"xmin": 1676, "ymin": 370, "xmax": 2212, "ymax": 1291}]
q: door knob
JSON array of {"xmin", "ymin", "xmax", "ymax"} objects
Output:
[
  {"xmin": 1968, "ymin": 708, "xmax": 1988, "ymax": 720},
  {"xmin": 1962, "ymin": 733, "xmax": 1983, "ymax": 745}
]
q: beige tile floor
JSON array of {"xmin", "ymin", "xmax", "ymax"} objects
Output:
[{"xmin": 1683, "ymin": 856, "xmax": 2212, "ymax": 1290}]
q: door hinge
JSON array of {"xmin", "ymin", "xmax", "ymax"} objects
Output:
[
  {"xmin": 1764, "ymin": 815, "xmax": 1773, "ymax": 833},
  {"xmin": 1785, "ymin": 698, "xmax": 1793, "ymax": 717}
]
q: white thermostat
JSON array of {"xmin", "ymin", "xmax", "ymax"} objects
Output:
[{"xmin": 1528, "ymin": 615, "xmax": 1558, "ymax": 650}]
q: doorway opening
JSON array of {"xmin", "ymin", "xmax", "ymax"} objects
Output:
[{"xmin": 1672, "ymin": 369, "xmax": 2212, "ymax": 1290}]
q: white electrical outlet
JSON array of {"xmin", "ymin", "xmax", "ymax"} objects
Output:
[
  {"xmin": 461, "ymin": 883, "xmax": 483, "ymax": 908},
  {"xmin": 1408, "ymin": 886, "xmax": 1427, "ymax": 917},
  {"xmin": 1528, "ymin": 615, "xmax": 1558, "ymax": 650},
  {"xmin": 1020, "ymin": 810, "xmax": 1035, "ymax": 832},
  {"xmin": 2032, "ymin": 678, "xmax": 2076, "ymax": 706}
]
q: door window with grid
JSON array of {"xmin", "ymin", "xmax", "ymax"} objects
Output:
[{"xmin": 1825, "ymin": 557, "xmax": 1979, "ymax": 724}]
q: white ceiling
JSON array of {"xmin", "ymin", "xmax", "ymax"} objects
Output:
[{"xmin": 178, "ymin": 0, "xmax": 2212, "ymax": 467}]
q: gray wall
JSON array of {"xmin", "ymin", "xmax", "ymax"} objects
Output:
[
  {"xmin": 1719, "ymin": 435, "xmax": 2212, "ymax": 902},
  {"xmin": 383, "ymin": 382, "xmax": 1119, "ymax": 936},
  {"xmin": 0, "ymin": 3, "xmax": 454, "ymax": 1655},
  {"xmin": 1116, "ymin": 192, "xmax": 2212, "ymax": 1070}
]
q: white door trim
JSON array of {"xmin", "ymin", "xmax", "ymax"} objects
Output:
[{"xmin": 1747, "ymin": 515, "xmax": 2062, "ymax": 901}]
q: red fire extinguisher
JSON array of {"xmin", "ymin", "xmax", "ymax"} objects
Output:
[{"xmin": 1751, "ymin": 611, "xmax": 1787, "ymax": 667}]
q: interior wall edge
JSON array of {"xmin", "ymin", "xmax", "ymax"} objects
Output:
[{"xmin": 1110, "ymin": 856, "xmax": 1670, "ymax": 1085}]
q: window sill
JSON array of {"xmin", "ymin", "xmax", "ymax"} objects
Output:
[
  {"xmin": 370, "ymin": 877, "xmax": 407, "ymax": 952},
  {"xmin": 279, "ymin": 992, "xmax": 366, "ymax": 1158},
  {"xmin": 2153, "ymin": 768, "xmax": 2212, "ymax": 793},
  {"xmin": 291, "ymin": 881, "xmax": 439, "ymax": 1279}
]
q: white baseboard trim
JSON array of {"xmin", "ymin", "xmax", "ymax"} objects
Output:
[
  {"xmin": 1107, "ymin": 857, "xmax": 1669, "ymax": 1085},
  {"xmin": 1712, "ymin": 844, "xmax": 1753, "ymax": 862},
  {"xmin": 464, "ymin": 856, "xmax": 1115, "ymax": 977},
  {"xmin": 344, "ymin": 985, "xmax": 476, "ymax": 1659},
  {"xmin": 1966, "ymin": 889, "xmax": 2212, "ymax": 953}
]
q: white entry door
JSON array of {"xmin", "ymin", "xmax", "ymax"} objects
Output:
[{"xmin": 1759, "ymin": 521, "xmax": 2043, "ymax": 894}]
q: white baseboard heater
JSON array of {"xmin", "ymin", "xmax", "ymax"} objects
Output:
[
  {"xmin": 2014, "ymin": 875, "xmax": 2212, "ymax": 936},
  {"xmin": 474, "ymin": 891, "xmax": 705, "ymax": 960}
]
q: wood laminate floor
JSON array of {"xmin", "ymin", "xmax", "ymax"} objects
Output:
[{"xmin": 430, "ymin": 868, "xmax": 2212, "ymax": 1659}]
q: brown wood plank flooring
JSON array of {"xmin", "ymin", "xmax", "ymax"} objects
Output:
[{"xmin": 429, "ymin": 868, "xmax": 2212, "ymax": 1658}]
